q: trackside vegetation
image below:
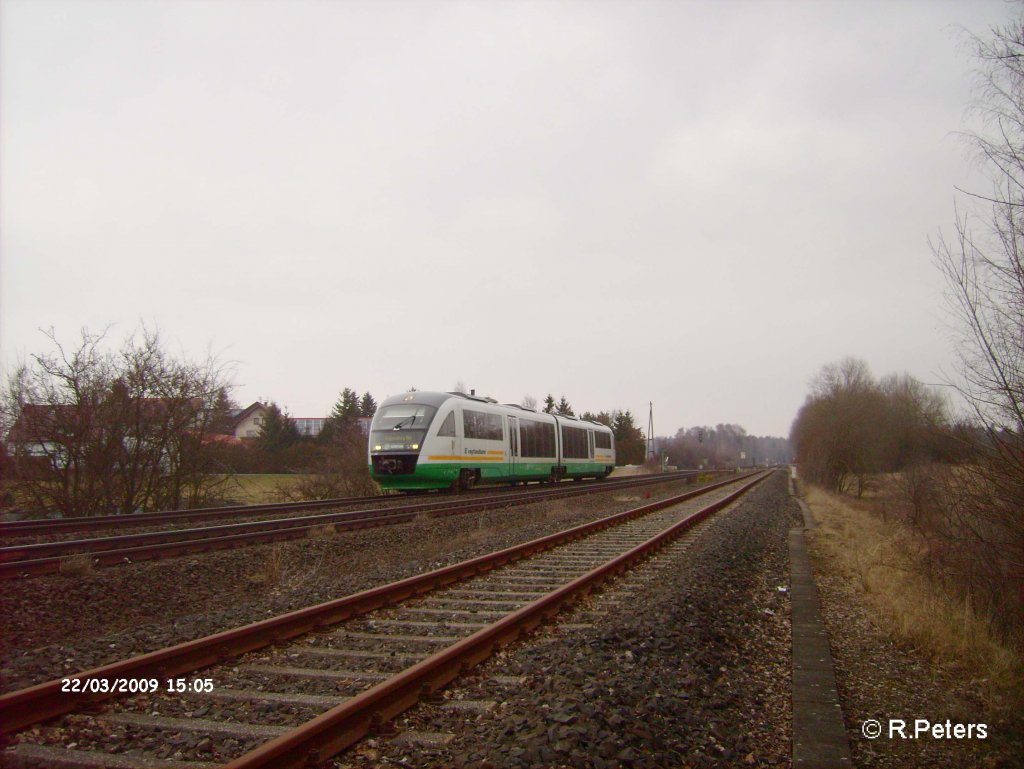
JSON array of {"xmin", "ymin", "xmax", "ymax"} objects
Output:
[{"xmin": 792, "ymin": 12, "xmax": 1024, "ymax": 667}]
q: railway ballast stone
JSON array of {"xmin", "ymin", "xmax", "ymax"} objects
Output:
[
  {"xmin": 0, "ymin": 478, "xmax": 716, "ymax": 693},
  {"xmin": 342, "ymin": 470, "xmax": 800, "ymax": 768}
]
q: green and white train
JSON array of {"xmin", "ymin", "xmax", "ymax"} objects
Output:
[{"xmin": 368, "ymin": 391, "xmax": 616, "ymax": 492}]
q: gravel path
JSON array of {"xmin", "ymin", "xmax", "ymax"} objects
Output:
[{"xmin": 336, "ymin": 470, "xmax": 801, "ymax": 768}]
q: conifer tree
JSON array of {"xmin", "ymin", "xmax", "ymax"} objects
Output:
[{"xmin": 359, "ymin": 391, "xmax": 377, "ymax": 417}]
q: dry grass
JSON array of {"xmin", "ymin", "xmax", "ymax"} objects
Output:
[
  {"xmin": 58, "ymin": 554, "xmax": 95, "ymax": 578},
  {"xmin": 609, "ymin": 466, "xmax": 648, "ymax": 477},
  {"xmin": 804, "ymin": 484, "xmax": 1022, "ymax": 711},
  {"xmin": 245, "ymin": 544, "xmax": 284, "ymax": 588},
  {"xmin": 410, "ymin": 512, "xmax": 501, "ymax": 563},
  {"xmin": 209, "ymin": 474, "xmax": 312, "ymax": 504},
  {"xmin": 307, "ymin": 523, "xmax": 337, "ymax": 539}
]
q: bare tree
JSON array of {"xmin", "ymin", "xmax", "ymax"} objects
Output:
[
  {"xmin": 2, "ymin": 326, "xmax": 234, "ymax": 515},
  {"xmin": 930, "ymin": 15, "xmax": 1024, "ymax": 642},
  {"xmin": 790, "ymin": 359, "xmax": 950, "ymax": 495},
  {"xmin": 934, "ymin": 20, "xmax": 1024, "ymax": 439}
]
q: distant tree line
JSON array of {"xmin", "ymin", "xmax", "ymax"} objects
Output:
[
  {"xmin": 527, "ymin": 392, "xmax": 790, "ymax": 467},
  {"xmin": 790, "ymin": 357, "xmax": 956, "ymax": 496},
  {"xmin": 659, "ymin": 425, "xmax": 790, "ymax": 470}
]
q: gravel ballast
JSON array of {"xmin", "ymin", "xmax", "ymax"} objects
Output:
[
  {"xmin": 337, "ymin": 470, "xmax": 800, "ymax": 768},
  {"xmin": 7, "ymin": 470, "xmax": 1017, "ymax": 769},
  {"xmin": 0, "ymin": 476, "xmax": 727, "ymax": 694}
]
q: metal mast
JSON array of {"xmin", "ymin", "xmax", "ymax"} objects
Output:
[{"xmin": 647, "ymin": 401, "xmax": 655, "ymax": 461}]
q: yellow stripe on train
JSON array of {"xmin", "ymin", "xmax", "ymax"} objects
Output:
[{"xmin": 426, "ymin": 455, "xmax": 506, "ymax": 462}]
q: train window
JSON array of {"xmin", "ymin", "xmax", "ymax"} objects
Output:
[
  {"xmin": 437, "ymin": 411, "xmax": 456, "ymax": 437},
  {"xmin": 521, "ymin": 420, "xmax": 536, "ymax": 456},
  {"xmin": 463, "ymin": 409, "xmax": 503, "ymax": 441},
  {"xmin": 519, "ymin": 419, "xmax": 555, "ymax": 457},
  {"xmin": 595, "ymin": 431, "xmax": 612, "ymax": 449},
  {"xmin": 562, "ymin": 425, "xmax": 589, "ymax": 459},
  {"xmin": 374, "ymin": 404, "xmax": 436, "ymax": 429}
]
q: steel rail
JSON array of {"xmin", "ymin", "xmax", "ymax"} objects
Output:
[
  {"xmin": 223, "ymin": 470, "xmax": 772, "ymax": 769},
  {"xmin": 0, "ymin": 492, "xmax": 390, "ymax": 536},
  {"xmin": 0, "ymin": 471, "xmax": 700, "ymax": 555},
  {"xmin": 0, "ymin": 470, "xmax": 710, "ymax": 535},
  {"xmin": 0, "ymin": 471, "xmax": 713, "ymax": 579},
  {"xmin": 0, "ymin": 472, "xmax": 763, "ymax": 735},
  {"xmin": 0, "ymin": 496, "xmax": 503, "ymax": 563}
]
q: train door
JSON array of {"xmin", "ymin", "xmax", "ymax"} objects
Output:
[
  {"xmin": 508, "ymin": 415, "xmax": 519, "ymax": 479},
  {"xmin": 588, "ymin": 430, "xmax": 595, "ymax": 461}
]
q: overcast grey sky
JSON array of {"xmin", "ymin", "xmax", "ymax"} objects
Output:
[{"xmin": 1, "ymin": 0, "xmax": 1016, "ymax": 437}]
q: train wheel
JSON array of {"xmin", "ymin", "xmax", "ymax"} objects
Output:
[{"xmin": 458, "ymin": 469, "xmax": 477, "ymax": 491}]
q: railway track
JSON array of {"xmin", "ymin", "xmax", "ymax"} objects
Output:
[
  {"xmin": 0, "ymin": 471, "xmax": 714, "ymax": 538},
  {"xmin": 0, "ymin": 494, "xmax": 395, "ymax": 538},
  {"xmin": 0, "ymin": 471, "xmax": 711, "ymax": 580},
  {"xmin": 0, "ymin": 470, "xmax": 769, "ymax": 768}
]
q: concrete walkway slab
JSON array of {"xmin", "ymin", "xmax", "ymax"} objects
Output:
[{"xmin": 790, "ymin": 513, "xmax": 852, "ymax": 768}]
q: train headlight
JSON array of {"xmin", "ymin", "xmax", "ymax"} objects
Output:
[
  {"xmin": 411, "ymin": 443, "xmax": 419, "ymax": 450},
  {"xmin": 374, "ymin": 444, "xmax": 382, "ymax": 451}
]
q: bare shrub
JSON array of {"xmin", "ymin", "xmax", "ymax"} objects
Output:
[
  {"xmin": 274, "ymin": 430, "xmax": 380, "ymax": 502},
  {"xmin": 929, "ymin": 13, "xmax": 1024, "ymax": 653},
  {"xmin": 859, "ymin": 463, "xmax": 1024, "ymax": 653},
  {"xmin": 307, "ymin": 523, "xmax": 337, "ymax": 539},
  {"xmin": 273, "ymin": 468, "xmax": 377, "ymax": 501},
  {"xmin": 246, "ymin": 544, "xmax": 284, "ymax": 588},
  {"xmin": 895, "ymin": 463, "xmax": 945, "ymax": 530},
  {"xmin": 1, "ymin": 325, "xmax": 236, "ymax": 516}
]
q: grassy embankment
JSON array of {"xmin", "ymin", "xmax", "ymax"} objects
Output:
[
  {"xmin": 802, "ymin": 480, "xmax": 1022, "ymax": 711},
  {"xmin": 0, "ymin": 475, "xmax": 312, "ymax": 516},
  {"xmin": 212, "ymin": 474, "xmax": 310, "ymax": 504}
]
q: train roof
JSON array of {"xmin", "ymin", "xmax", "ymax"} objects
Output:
[
  {"xmin": 378, "ymin": 392, "xmax": 613, "ymax": 431},
  {"xmin": 378, "ymin": 390, "xmax": 505, "ymax": 409}
]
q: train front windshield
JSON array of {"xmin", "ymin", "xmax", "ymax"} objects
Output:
[{"xmin": 370, "ymin": 404, "xmax": 437, "ymax": 452}]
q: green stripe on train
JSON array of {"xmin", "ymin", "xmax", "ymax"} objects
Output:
[{"xmin": 369, "ymin": 461, "xmax": 612, "ymax": 490}]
